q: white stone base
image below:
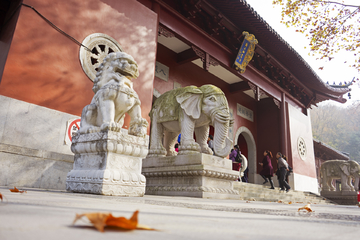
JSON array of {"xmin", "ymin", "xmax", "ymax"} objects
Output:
[
  {"xmin": 66, "ymin": 130, "xmax": 148, "ymax": 196},
  {"xmin": 142, "ymin": 153, "xmax": 240, "ymax": 199},
  {"xmin": 321, "ymin": 190, "xmax": 359, "ymax": 205},
  {"xmin": 291, "ymin": 173, "xmax": 319, "ymax": 194}
]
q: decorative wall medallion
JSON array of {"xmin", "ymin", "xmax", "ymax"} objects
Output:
[
  {"xmin": 79, "ymin": 33, "xmax": 123, "ymax": 81},
  {"xmin": 297, "ymin": 137, "xmax": 307, "ymax": 160}
]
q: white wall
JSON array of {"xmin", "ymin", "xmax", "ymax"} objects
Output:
[{"xmin": 0, "ymin": 95, "xmax": 78, "ymax": 189}]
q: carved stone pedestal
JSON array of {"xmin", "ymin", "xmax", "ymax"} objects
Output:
[
  {"xmin": 66, "ymin": 130, "xmax": 148, "ymax": 196},
  {"xmin": 142, "ymin": 153, "xmax": 240, "ymax": 199},
  {"xmin": 321, "ymin": 190, "xmax": 358, "ymax": 205}
]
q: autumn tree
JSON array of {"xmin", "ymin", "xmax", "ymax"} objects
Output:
[{"xmin": 272, "ymin": 0, "xmax": 360, "ymax": 71}]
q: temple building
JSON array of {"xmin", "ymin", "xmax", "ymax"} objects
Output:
[{"xmin": 0, "ymin": 0, "xmax": 351, "ymax": 193}]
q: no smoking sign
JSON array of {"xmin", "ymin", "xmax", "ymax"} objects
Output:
[{"xmin": 64, "ymin": 118, "xmax": 81, "ymax": 145}]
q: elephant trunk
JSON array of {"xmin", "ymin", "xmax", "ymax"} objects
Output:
[
  {"xmin": 212, "ymin": 108, "xmax": 233, "ymax": 158},
  {"xmin": 355, "ymin": 171, "xmax": 360, "ymax": 191}
]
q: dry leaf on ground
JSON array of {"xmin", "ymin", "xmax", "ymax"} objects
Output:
[
  {"xmin": 0, "ymin": 193, "xmax": 3, "ymax": 202},
  {"xmin": 298, "ymin": 204, "xmax": 313, "ymax": 212},
  {"xmin": 288, "ymin": 201, "xmax": 292, "ymax": 204},
  {"xmin": 9, "ymin": 187, "xmax": 27, "ymax": 193},
  {"xmin": 73, "ymin": 210, "xmax": 156, "ymax": 232}
]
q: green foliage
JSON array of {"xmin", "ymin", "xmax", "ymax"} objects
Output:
[
  {"xmin": 310, "ymin": 102, "xmax": 360, "ymax": 162},
  {"xmin": 272, "ymin": 0, "xmax": 360, "ymax": 72}
]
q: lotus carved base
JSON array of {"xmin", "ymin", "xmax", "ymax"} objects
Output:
[{"xmin": 66, "ymin": 130, "xmax": 148, "ymax": 196}]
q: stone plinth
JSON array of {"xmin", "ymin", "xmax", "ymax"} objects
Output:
[
  {"xmin": 66, "ymin": 130, "xmax": 148, "ymax": 196},
  {"xmin": 142, "ymin": 153, "xmax": 240, "ymax": 199},
  {"xmin": 321, "ymin": 190, "xmax": 358, "ymax": 205}
]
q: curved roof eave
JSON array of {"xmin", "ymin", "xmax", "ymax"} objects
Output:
[{"xmin": 207, "ymin": 0, "xmax": 350, "ymax": 103}]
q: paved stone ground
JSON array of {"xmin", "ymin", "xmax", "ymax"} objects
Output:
[{"xmin": 0, "ymin": 186, "xmax": 359, "ymax": 240}]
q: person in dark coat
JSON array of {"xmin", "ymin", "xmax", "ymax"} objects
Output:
[
  {"xmin": 259, "ymin": 150, "xmax": 275, "ymax": 189},
  {"xmin": 276, "ymin": 152, "xmax": 291, "ymax": 192}
]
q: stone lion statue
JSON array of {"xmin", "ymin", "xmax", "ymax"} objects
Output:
[{"xmin": 79, "ymin": 52, "xmax": 148, "ymax": 137}]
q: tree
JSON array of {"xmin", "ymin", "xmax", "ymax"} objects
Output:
[
  {"xmin": 272, "ymin": 0, "xmax": 360, "ymax": 71},
  {"xmin": 310, "ymin": 102, "xmax": 360, "ymax": 162}
]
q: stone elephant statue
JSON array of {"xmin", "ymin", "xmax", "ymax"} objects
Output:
[
  {"xmin": 320, "ymin": 160, "xmax": 360, "ymax": 192},
  {"xmin": 147, "ymin": 85, "xmax": 233, "ymax": 158}
]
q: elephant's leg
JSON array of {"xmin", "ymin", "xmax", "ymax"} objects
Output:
[
  {"xmin": 195, "ymin": 125, "xmax": 213, "ymax": 155},
  {"xmin": 341, "ymin": 174, "xmax": 351, "ymax": 191},
  {"xmin": 164, "ymin": 131, "xmax": 179, "ymax": 156},
  {"xmin": 328, "ymin": 178, "xmax": 336, "ymax": 191},
  {"xmin": 321, "ymin": 174, "xmax": 329, "ymax": 191},
  {"xmin": 127, "ymin": 104, "xmax": 148, "ymax": 138},
  {"xmin": 147, "ymin": 114, "xmax": 166, "ymax": 157},
  {"xmin": 354, "ymin": 177, "xmax": 360, "ymax": 191},
  {"xmin": 178, "ymin": 113, "xmax": 200, "ymax": 155},
  {"xmin": 348, "ymin": 177, "xmax": 355, "ymax": 191}
]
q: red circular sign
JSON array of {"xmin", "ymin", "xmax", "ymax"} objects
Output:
[{"xmin": 68, "ymin": 119, "xmax": 81, "ymax": 142}]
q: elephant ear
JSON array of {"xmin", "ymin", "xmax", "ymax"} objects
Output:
[
  {"xmin": 340, "ymin": 163, "xmax": 351, "ymax": 176},
  {"xmin": 176, "ymin": 87, "xmax": 203, "ymax": 119}
]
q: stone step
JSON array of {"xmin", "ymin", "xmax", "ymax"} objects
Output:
[{"xmin": 234, "ymin": 182, "xmax": 333, "ymax": 204}]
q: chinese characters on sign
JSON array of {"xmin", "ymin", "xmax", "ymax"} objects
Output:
[
  {"xmin": 236, "ymin": 39, "xmax": 251, "ymax": 66},
  {"xmin": 237, "ymin": 103, "xmax": 254, "ymax": 122},
  {"xmin": 234, "ymin": 31, "xmax": 258, "ymax": 74},
  {"xmin": 155, "ymin": 61, "xmax": 169, "ymax": 81}
]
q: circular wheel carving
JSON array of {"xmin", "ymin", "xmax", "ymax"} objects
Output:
[
  {"xmin": 297, "ymin": 137, "xmax": 307, "ymax": 160},
  {"xmin": 79, "ymin": 33, "xmax": 123, "ymax": 81}
]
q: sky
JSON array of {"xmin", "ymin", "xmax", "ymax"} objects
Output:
[{"xmin": 245, "ymin": 0, "xmax": 360, "ymax": 108}]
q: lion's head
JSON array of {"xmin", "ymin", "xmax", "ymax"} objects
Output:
[{"xmin": 92, "ymin": 52, "xmax": 139, "ymax": 93}]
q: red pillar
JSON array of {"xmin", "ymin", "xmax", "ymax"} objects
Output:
[{"xmin": 280, "ymin": 92, "xmax": 288, "ymax": 157}]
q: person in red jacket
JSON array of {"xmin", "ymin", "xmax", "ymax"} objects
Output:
[{"xmin": 259, "ymin": 150, "xmax": 275, "ymax": 189}]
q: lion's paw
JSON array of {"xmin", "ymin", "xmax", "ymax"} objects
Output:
[
  {"xmin": 100, "ymin": 122, "xmax": 121, "ymax": 132},
  {"xmin": 129, "ymin": 118, "xmax": 148, "ymax": 137}
]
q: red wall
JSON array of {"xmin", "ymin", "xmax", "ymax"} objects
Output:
[
  {"xmin": 256, "ymin": 98, "xmax": 281, "ymax": 173},
  {"xmin": 0, "ymin": 0, "xmax": 157, "ymax": 132}
]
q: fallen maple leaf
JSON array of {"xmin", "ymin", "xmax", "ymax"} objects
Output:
[
  {"xmin": 0, "ymin": 193, "xmax": 3, "ymax": 202},
  {"xmin": 288, "ymin": 201, "xmax": 292, "ymax": 204},
  {"xmin": 298, "ymin": 204, "xmax": 313, "ymax": 212},
  {"xmin": 73, "ymin": 212, "xmax": 110, "ymax": 232},
  {"xmin": 9, "ymin": 187, "xmax": 27, "ymax": 193},
  {"xmin": 73, "ymin": 210, "xmax": 155, "ymax": 232}
]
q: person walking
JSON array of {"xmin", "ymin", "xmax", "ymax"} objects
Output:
[
  {"xmin": 229, "ymin": 145, "xmax": 241, "ymax": 180},
  {"xmin": 276, "ymin": 152, "xmax": 291, "ymax": 192},
  {"xmin": 208, "ymin": 135, "xmax": 214, "ymax": 153},
  {"xmin": 259, "ymin": 150, "xmax": 275, "ymax": 189}
]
